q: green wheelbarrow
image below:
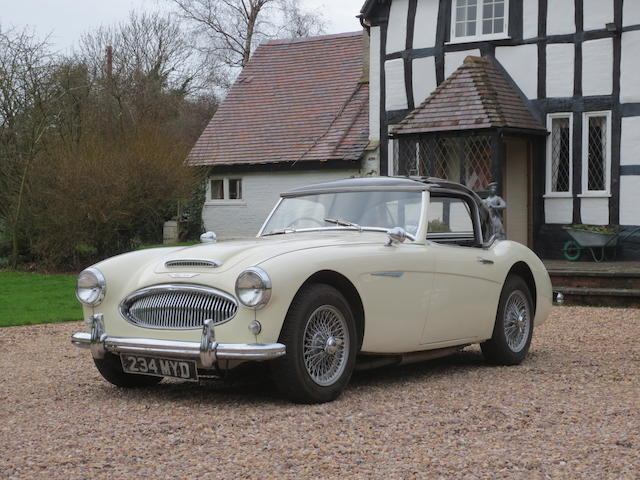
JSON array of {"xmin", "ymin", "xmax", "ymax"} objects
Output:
[{"xmin": 562, "ymin": 226, "xmax": 640, "ymax": 262}]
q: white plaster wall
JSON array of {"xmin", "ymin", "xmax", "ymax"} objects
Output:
[
  {"xmin": 621, "ymin": 117, "xmax": 640, "ymax": 166},
  {"xmin": 582, "ymin": 38, "xmax": 613, "ymax": 97},
  {"xmin": 620, "ymin": 30, "xmax": 640, "ymax": 103},
  {"xmin": 620, "ymin": 176, "xmax": 640, "ymax": 225},
  {"xmin": 580, "ymin": 197, "xmax": 609, "ymax": 225},
  {"xmin": 385, "ymin": 59, "xmax": 408, "ymax": 110},
  {"xmin": 546, "ymin": 43, "xmax": 574, "ymax": 98},
  {"xmin": 412, "ymin": 56, "xmax": 437, "ymax": 106},
  {"xmin": 623, "ymin": 1, "xmax": 640, "ymax": 27},
  {"xmin": 203, "ymin": 170, "xmax": 360, "ymax": 238},
  {"xmin": 523, "ymin": 0, "xmax": 539, "ymax": 39},
  {"xmin": 413, "ymin": 0, "xmax": 439, "ymax": 49},
  {"xmin": 388, "ymin": 137, "xmax": 396, "ymax": 175},
  {"xmin": 583, "ymin": 0, "xmax": 614, "ymax": 31},
  {"xmin": 545, "ymin": 198, "xmax": 573, "ymax": 224},
  {"xmin": 547, "ymin": 0, "xmax": 575, "ymax": 35},
  {"xmin": 495, "ymin": 44, "xmax": 538, "ymax": 99},
  {"xmin": 369, "ymin": 27, "xmax": 381, "ymax": 142},
  {"xmin": 386, "ymin": 0, "xmax": 409, "ymax": 54},
  {"xmin": 444, "ymin": 49, "xmax": 480, "ymax": 78}
]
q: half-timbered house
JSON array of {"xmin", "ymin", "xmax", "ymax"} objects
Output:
[{"xmin": 360, "ymin": 0, "xmax": 640, "ymax": 258}]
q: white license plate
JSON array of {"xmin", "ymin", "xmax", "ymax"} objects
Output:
[{"xmin": 120, "ymin": 354, "xmax": 198, "ymax": 381}]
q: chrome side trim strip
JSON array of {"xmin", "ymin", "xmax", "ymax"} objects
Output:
[{"xmin": 370, "ymin": 271, "xmax": 405, "ymax": 277}]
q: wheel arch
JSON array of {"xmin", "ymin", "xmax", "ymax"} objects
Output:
[
  {"xmin": 506, "ymin": 261, "xmax": 537, "ymax": 315},
  {"xmin": 295, "ymin": 270, "xmax": 365, "ymax": 349}
]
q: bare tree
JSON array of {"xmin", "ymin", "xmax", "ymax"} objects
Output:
[
  {"xmin": 0, "ymin": 26, "xmax": 57, "ymax": 267},
  {"xmin": 170, "ymin": 0, "xmax": 325, "ymax": 86}
]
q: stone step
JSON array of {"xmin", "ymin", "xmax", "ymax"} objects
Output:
[
  {"xmin": 550, "ymin": 274, "xmax": 640, "ymax": 290},
  {"xmin": 554, "ymin": 286, "xmax": 640, "ymax": 307}
]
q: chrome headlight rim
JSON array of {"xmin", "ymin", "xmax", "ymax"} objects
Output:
[
  {"xmin": 235, "ymin": 267, "xmax": 272, "ymax": 309},
  {"xmin": 76, "ymin": 267, "xmax": 106, "ymax": 306}
]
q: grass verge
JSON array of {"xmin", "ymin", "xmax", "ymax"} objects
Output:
[{"xmin": 0, "ymin": 271, "xmax": 82, "ymax": 327}]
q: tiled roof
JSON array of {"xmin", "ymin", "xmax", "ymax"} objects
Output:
[
  {"xmin": 187, "ymin": 31, "xmax": 369, "ymax": 167},
  {"xmin": 391, "ymin": 56, "xmax": 546, "ymax": 136}
]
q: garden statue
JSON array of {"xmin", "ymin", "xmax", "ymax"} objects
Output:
[{"xmin": 483, "ymin": 182, "xmax": 507, "ymax": 240}]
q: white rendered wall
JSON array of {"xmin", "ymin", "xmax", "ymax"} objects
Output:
[
  {"xmin": 444, "ymin": 49, "xmax": 480, "ymax": 78},
  {"xmin": 580, "ymin": 198, "xmax": 609, "ymax": 225},
  {"xmin": 203, "ymin": 169, "xmax": 360, "ymax": 238},
  {"xmin": 582, "ymin": 38, "xmax": 613, "ymax": 97},
  {"xmin": 546, "ymin": 43, "xmax": 574, "ymax": 98},
  {"xmin": 621, "ymin": 117, "xmax": 640, "ymax": 166},
  {"xmin": 385, "ymin": 59, "xmax": 408, "ymax": 110},
  {"xmin": 623, "ymin": 1, "xmax": 640, "ymax": 28},
  {"xmin": 413, "ymin": 56, "xmax": 437, "ymax": 106},
  {"xmin": 523, "ymin": 0, "xmax": 539, "ymax": 39},
  {"xmin": 583, "ymin": 0, "xmax": 614, "ymax": 31},
  {"xmin": 369, "ymin": 27, "xmax": 381, "ymax": 142},
  {"xmin": 620, "ymin": 176, "xmax": 640, "ymax": 225},
  {"xmin": 413, "ymin": 0, "xmax": 439, "ymax": 49},
  {"xmin": 620, "ymin": 30, "xmax": 640, "ymax": 103},
  {"xmin": 386, "ymin": 0, "xmax": 409, "ymax": 54},
  {"xmin": 547, "ymin": 0, "xmax": 575, "ymax": 35},
  {"xmin": 545, "ymin": 198, "xmax": 573, "ymax": 224},
  {"xmin": 495, "ymin": 44, "xmax": 538, "ymax": 99}
]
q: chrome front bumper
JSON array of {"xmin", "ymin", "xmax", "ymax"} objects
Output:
[{"xmin": 71, "ymin": 314, "xmax": 286, "ymax": 368}]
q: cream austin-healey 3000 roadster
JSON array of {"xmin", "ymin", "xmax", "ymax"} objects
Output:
[{"xmin": 72, "ymin": 177, "xmax": 552, "ymax": 403}]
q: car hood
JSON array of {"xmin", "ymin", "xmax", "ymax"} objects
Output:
[{"xmin": 154, "ymin": 231, "xmax": 387, "ymax": 274}]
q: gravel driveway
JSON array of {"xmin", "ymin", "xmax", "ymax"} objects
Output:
[{"xmin": 0, "ymin": 306, "xmax": 638, "ymax": 479}]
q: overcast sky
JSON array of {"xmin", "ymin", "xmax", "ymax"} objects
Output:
[{"xmin": 1, "ymin": 0, "xmax": 364, "ymax": 53}]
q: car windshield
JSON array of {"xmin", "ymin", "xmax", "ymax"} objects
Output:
[{"xmin": 261, "ymin": 190, "xmax": 423, "ymax": 236}]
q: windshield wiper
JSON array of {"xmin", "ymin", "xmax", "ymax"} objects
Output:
[
  {"xmin": 323, "ymin": 218, "xmax": 362, "ymax": 231},
  {"xmin": 262, "ymin": 228, "xmax": 296, "ymax": 236}
]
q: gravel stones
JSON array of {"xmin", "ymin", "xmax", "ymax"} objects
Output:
[{"xmin": 0, "ymin": 307, "xmax": 638, "ymax": 479}]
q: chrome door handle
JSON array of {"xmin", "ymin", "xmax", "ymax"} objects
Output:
[{"xmin": 476, "ymin": 257, "xmax": 494, "ymax": 265}]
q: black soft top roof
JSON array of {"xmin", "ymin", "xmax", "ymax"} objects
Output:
[{"xmin": 283, "ymin": 176, "xmax": 481, "ymax": 200}]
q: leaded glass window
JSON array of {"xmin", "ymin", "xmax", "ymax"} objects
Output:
[
  {"xmin": 549, "ymin": 116, "xmax": 572, "ymax": 193},
  {"xmin": 583, "ymin": 112, "xmax": 611, "ymax": 194}
]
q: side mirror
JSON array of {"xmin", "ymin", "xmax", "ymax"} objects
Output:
[
  {"xmin": 386, "ymin": 227, "xmax": 409, "ymax": 246},
  {"xmin": 200, "ymin": 231, "xmax": 217, "ymax": 243}
]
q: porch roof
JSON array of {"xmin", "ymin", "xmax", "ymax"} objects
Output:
[{"xmin": 390, "ymin": 56, "xmax": 546, "ymax": 136}]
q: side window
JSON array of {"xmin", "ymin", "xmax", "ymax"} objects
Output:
[{"xmin": 427, "ymin": 196, "xmax": 477, "ymax": 246}]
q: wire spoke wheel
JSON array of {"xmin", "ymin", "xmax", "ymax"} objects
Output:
[
  {"xmin": 302, "ymin": 305, "xmax": 350, "ymax": 386},
  {"xmin": 503, "ymin": 290, "xmax": 531, "ymax": 353}
]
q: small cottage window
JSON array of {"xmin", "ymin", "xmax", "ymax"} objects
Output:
[
  {"xmin": 451, "ymin": 0, "xmax": 509, "ymax": 42},
  {"xmin": 546, "ymin": 113, "xmax": 573, "ymax": 196},
  {"xmin": 229, "ymin": 178, "xmax": 242, "ymax": 200},
  {"xmin": 582, "ymin": 111, "xmax": 611, "ymax": 196},
  {"xmin": 211, "ymin": 179, "xmax": 224, "ymax": 200},
  {"xmin": 208, "ymin": 177, "xmax": 244, "ymax": 202}
]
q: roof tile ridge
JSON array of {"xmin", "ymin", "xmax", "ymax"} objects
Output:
[
  {"xmin": 395, "ymin": 58, "xmax": 473, "ymax": 129},
  {"xmin": 473, "ymin": 58, "xmax": 507, "ymax": 127},
  {"xmin": 265, "ymin": 31, "xmax": 363, "ymax": 46},
  {"xmin": 293, "ymin": 82, "xmax": 367, "ymax": 165}
]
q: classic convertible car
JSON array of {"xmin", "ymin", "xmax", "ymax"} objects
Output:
[{"xmin": 72, "ymin": 177, "xmax": 552, "ymax": 403}]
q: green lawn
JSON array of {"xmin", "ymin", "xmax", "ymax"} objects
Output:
[{"xmin": 0, "ymin": 271, "xmax": 82, "ymax": 327}]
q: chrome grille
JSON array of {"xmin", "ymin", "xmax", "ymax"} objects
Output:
[
  {"xmin": 165, "ymin": 259, "xmax": 221, "ymax": 268},
  {"xmin": 120, "ymin": 284, "xmax": 237, "ymax": 329}
]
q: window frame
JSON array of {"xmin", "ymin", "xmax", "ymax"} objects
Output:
[
  {"xmin": 206, "ymin": 177, "xmax": 245, "ymax": 205},
  {"xmin": 426, "ymin": 191, "xmax": 484, "ymax": 247},
  {"xmin": 545, "ymin": 112, "xmax": 574, "ymax": 198},
  {"xmin": 449, "ymin": 0, "xmax": 510, "ymax": 44},
  {"xmin": 580, "ymin": 111, "xmax": 612, "ymax": 198}
]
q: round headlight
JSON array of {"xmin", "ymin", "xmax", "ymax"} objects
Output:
[
  {"xmin": 235, "ymin": 267, "xmax": 271, "ymax": 309},
  {"xmin": 76, "ymin": 268, "xmax": 106, "ymax": 306}
]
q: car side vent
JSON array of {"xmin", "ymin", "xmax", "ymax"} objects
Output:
[{"xmin": 165, "ymin": 259, "xmax": 221, "ymax": 269}]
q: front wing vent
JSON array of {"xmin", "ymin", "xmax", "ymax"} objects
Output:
[{"xmin": 165, "ymin": 259, "xmax": 221, "ymax": 269}]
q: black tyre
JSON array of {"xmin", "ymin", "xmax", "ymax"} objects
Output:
[
  {"xmin": 272, "ymin": 284, "xmax": 357, "ymax": 404},
  {"xmin": 94, "ymin": 352, "xmax": 163, "ymax": 388},
  {"xmin": 481, "ymin": 275, "xmax": 534, "ymax": 365}
]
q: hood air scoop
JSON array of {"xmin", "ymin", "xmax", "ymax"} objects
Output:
[{"xmin": 164, "ymin": 259, "xmax": 222, "ymax": 269}]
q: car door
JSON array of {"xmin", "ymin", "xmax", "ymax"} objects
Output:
[{"xmin": 420, "ymin": 194, "xmax": 502, "ymax": 345}]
